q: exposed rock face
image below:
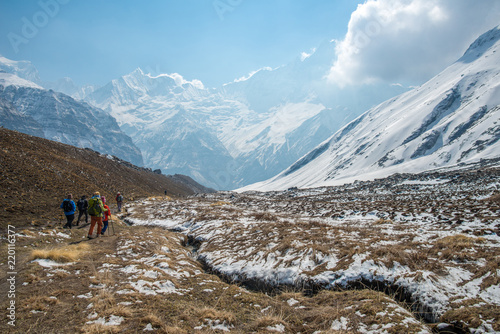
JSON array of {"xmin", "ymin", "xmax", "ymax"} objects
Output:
[{"xmin": 0, "ymin": 96, "xmax": 44, "ymax": 137}]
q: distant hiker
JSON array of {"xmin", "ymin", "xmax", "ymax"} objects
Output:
[
  {"xmin": 60, "ymin": 194, "xmax": 76, "ymax": 229},
  {"xmin": 101, "ymin": 196, "xmax": 111, "ymax": 235},
  {"xmin": 164, "ymin": 190, "xmax": 167, "ymax": 196},
  {"xmin": 76, "ymin": 195, "xmax": 88, "ymax": 226},
  {"xmin": 87, "ymin": 192, "xmax": 105, "ymax": 239},
  {"xmin": 116, "ymin": 192, "xmax": 123, "ymax": 212}
]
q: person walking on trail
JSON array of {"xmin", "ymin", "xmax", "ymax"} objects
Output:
[
  {"xmin": 60, "ymin": 194, "xmax": 76, "ymax": 229},
  {"xmin": 116, "ymin": 192, "xmax": 123, "ymax": 212},
  {"xmin": 101, "ymin": 196, "xmax": 111, "ymax": 235},
  {"xmin": 87, "ymin": 192, "xmax": 105, "ymax": 239},
  {"xmin": 76, "ymin": 195, "xmax": 88, "ymax": 226}
]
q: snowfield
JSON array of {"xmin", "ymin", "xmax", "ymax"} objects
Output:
[{"xmin": 125, "ymin": 161, "xmax": 500, "ymax": 333}]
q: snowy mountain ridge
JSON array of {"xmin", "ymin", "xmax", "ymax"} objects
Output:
[
  {"xmin": 80, "ymin": 39, "xmax": 406, "ymax": 189},
  {"xmin": 242, "ymin": 25, "xmax": 500, "ymax": 191},
  {"xmin": 0, "ymin": 55, "xmax": 41, "ymax": 84},
  {"xmin": 0, "ymin": 71, "xmax": 43, "ymax": 89},
  {"xmin": 0, "ymin": 70, "xmax": 143, "ymax": 166}
]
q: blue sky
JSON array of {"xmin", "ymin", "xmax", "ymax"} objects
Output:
[
  {"xmin": 1, "ymin": 0, "xmax": 499, "ymax": 88},
  {"xmin": 0, "ymin": 0, "xmax": 359, "ymax": 87}
]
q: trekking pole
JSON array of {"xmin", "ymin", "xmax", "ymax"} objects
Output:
[{"xmin": 111, "ymin": 219, "xmax": 115, "ymax": 236}]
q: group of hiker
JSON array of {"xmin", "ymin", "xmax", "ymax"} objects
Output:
[{"xmin": 60, "ymin": 192, "xmax": 124, "ymax": 239}]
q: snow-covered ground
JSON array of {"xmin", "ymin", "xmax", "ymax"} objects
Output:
[
  {"xmin": 22, "ymin": 226, "xmax": 433, "ymax": 333},
  {"xmin": 125, "ymin": 163, "xmax": 500, "ymax": 333}
]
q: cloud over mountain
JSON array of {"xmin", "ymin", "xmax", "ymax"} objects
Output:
[{"xmin": 329, "ymin": 0, "xmax": 500, "ymax": 86}]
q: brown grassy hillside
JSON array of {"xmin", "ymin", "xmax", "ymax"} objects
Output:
[{"xmin": 0, "ymin": 127, "xmax": 209, "ymax": 229}]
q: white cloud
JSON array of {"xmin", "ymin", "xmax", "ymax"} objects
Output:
[
  {"xmin": 231, "ymin": 67, "xmax": 274, "ymax": 83},
  {"xmin": 150, "ymin": 72, "xmax": 205, "ymax": 89},
  {"xmin": 300, "ymin": 48, "xmax": 317, "ymax": 61},
  {"xmin": 390, "ymin": 83, "xmax": 403, "ymax": 88},
  {"xmin": 328, "ymin": 0, "xmax": 500, "ymax": 87}
]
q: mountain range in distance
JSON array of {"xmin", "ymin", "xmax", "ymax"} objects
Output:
[
  {"xmin": 0, "ymin": 69, "xmax": 143, "ymax": 166},
  {"xmin": 1, "ymin": 39, "xmax": 407, "ymax": 190},
  {"xmin": 2, "ymin": 25, "xmax": 500, "ymax": 191}
]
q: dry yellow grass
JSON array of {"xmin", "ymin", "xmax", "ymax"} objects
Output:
[
  {"xmin": 22, "ymin": 295, "xmax": 59, "ymax": 312},
  {"xmin": 82, "ymin": 323, "xmax": 121, "ymax": 334},
  {"xmin": 374, "ymin": 218, "xmax": 393, "ymax": 224},
  {"xmin": 251, "ymin": 315, "xmax": 287, "ymax": 330},
  {"xmin": 434, "ymin": 234, "xmax": 487, "ymax": 262},
  {"xmin": 435, "ymin": 234, "xmax": 486, "ymax": 249},
  {"xmin": 91, "ymin": 289, "xmax": 116, "ymax": 313},
  {"xmin": 18, "ymin": 229, "xmax": 38, "ymax": 237},
  {"xmin": 210, "ymin": 201, "xmax": 231, "ymax": 206},
  {"xmin": 30, "ymin": 242, "xmax": 90, "ymax": 262},
  {"xmin": 140, "ymin": 313, "xmax": 164, "ymax": 327},
  {"xmin": 196, "ymin": 307, "xmax": 236, "ymax": 324},
  {"xmin": 441, "ymin": 302, "xmax": 500, "ymax": 332},
  {"xmin": 102, "ymin": 304, "xmax": 133, "ymax": 319},
  {"xmin": 161, "ymin": 325, "xmax": 188, "ymax": 334}
]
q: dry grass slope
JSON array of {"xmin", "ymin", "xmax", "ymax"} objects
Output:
[{"xmin": 0, "ymin": 127, "xmax": 205, "ymax": 229}]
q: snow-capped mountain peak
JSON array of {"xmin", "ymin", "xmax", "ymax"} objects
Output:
[
  {"xmin": 0, "ymin": 55, "xmax": 41, "ymax": 84},
  {"xmin": 243, "ymin": 25, "xmax": 500, "ymax": 191},
  {"xmin": 0, "ymin": 71, "xmax": 43, "ymax": 89},
  {"xmin": 460, "ymin": 25, "xmax": 500, "ymax": 62}
]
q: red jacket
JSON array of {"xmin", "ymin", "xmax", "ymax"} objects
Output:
[{"xmin": 103, "ymin": 205, "xmax": 111, "ymax": 221}]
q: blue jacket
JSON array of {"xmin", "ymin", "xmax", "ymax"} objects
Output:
[{"xmin": 60, "ymin": 199, "xmax": 76, "ymax": 216}]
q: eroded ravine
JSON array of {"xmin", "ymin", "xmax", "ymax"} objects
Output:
[{"xmin": 181, "ymin": 232, "xmax": 468, "ymax": 334}]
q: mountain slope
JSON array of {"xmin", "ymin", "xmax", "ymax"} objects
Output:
[
  {"xmin": 0, "ymin": 127, "xmax": 210, "ymax": 229},
  {"xmin": 244, "ymin": 25, "xmax": 500, "ymax": 191},
  {"xmin": 0, "ymin": 96, "xmax": 44, "ymax": 137},
  {"xmin": 0, "ymin": 71, "xmax": 143, "ymax": 166},
  {"xmin": 0, "ymin": 55, "xmax": 41, "ymax": 83}
]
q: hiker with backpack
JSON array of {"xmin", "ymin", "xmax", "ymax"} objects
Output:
[
  {"xmin": 60, "ymin": 194, "xmax": 76, "ymax": 229},
  {"xmin": 116, "ymin": 192, "xmax": 123, "ymax": 212},
  {"xmin": 76, "ymin": 195, "xmax": 89, "ymax": 226},
  {"xmin": 100, "ymin": 196, "xmax": 111, "ymax": 235},
  {"xmin": 87, "ymin": 192, "xmax": 105, "ymax": 239}
]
